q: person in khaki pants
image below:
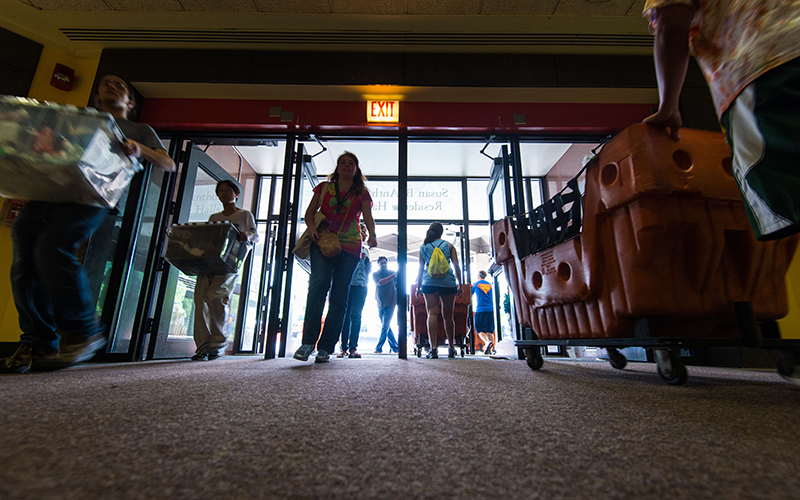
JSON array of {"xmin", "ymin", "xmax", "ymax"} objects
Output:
[{"xmin": 192, "ymin": 180, "xmax": 258, "ymax": 361}]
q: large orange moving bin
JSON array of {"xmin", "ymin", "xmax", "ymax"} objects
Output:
[
  {"xmin": 409, "ymin": 284, "xmax": 470, "ymax": 357},
  {"xmin": 493, "ymin": 124, "xmax": 799, "ymax": 384}
]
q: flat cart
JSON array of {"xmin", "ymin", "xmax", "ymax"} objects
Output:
[
  {"xmin": 492, "ymin": 123, "xmax": 800, "ymax": 384},
  {"xmin": 410, "ymin": 284, "xmax": 470, "ymax": 357}
]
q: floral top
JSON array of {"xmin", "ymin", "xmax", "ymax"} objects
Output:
[
  {"xmin": 314, "ymin": 181, "xmax": 372, "ymax": 258},
  {"xmin": 644, "ymin": 0, "xmax": 800, "ymax": 117}
]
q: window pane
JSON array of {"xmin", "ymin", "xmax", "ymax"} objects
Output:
[
  {"xmin": 467, "ymin": 180, "xmax": 489, "ymax": 221},
  {"xmin": 257, "ymin": 177, "xmax": 272, "ymax": 219}
]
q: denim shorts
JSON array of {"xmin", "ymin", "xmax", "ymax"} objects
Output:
[{"xmin": 420, "ymin": 285, "xmax": 458, "ymax": 296}]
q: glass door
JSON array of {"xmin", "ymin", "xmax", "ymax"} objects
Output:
[
  {"xmin": 265, "ymin": 140, "xmax": 319, "ymax": 358},
  {"xmin": 90, "ymin": 137, "xmax": 176, "ymax": 362},
  {"xmin": 148, "ymin": 144, "xmax": 245, "ymax": 360},
  {"xmin": 486, "ymin": 139, "xmax": 527, "ymax": 348}
]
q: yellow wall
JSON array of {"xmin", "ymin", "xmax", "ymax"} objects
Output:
[
  {"xmin": 778, "ymin": 254, "xmax": 800, "ymax": 339},
  {"xmin": 0, "ymin": 47, "xmax": 99, "ymax": 343}
]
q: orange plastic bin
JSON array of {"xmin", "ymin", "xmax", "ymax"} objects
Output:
[
  {"xmin": 493, "ymin": 123, "xmax": 800, "ymax": 383},
  {"xmin": 409, "ymin": 284, "xmax": 471, "ymax": 357}
]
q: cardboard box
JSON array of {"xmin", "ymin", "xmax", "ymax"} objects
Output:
[{"xmin": 0, "ymin": 95, "xmax": 139, "ymax": 208}]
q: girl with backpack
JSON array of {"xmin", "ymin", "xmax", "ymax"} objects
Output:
[{"xmin": 415, "ymin": 222, "xmax": 463, "ymax": 359}]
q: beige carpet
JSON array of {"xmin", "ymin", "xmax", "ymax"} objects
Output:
[{"xmin": 1, "ymin": 355, "xmax": 798, "ymax": 499}]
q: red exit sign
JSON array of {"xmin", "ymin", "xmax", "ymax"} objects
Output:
[{"xmin": 367, "ymin": 100, "xmax": 399, "ymax": 123}]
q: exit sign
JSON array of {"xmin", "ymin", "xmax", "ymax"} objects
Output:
[{"xmin": 367, "ymin": 100, "xmax": 399, "ymax": 123}]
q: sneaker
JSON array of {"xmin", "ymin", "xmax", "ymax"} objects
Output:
[
  {"xmin": 315, "ymin": 349, "xmax": 331, "ymax": 363},
  {"xmin": 448, "ymin": 348, "xmax": 457, "ymax": 359},
  {"xmin": 484, "ymin": 341, "xmax": 494, "ymax": 355},
  {"xmin": 348, "ymin": 351, "xmax": 362, "ymax": 358},
  {"xmin": 207, "ymin": 353, "xmax": 221, "ymax": 361},
  {"xmin": 191, "ymin": 353, "xmax": 209, "ymax": 361},
  {"xmin": 336, "ymin": 350, "xmax": 348, "ymax": 358},
  {"xmin": 373, "ymin": 350, "xmax": 382, "ymax": 354},
  {"xmin": 59, "ymin": 333, "xmax": 107, "ymax": 365},
  {"xmin": 1, "ymin": 344, "xmax": 35, "ymax": 374},
  {"xmin": 426, "ymin": 348, "xmax": 439, "ymax": 359},
  {"xmin": 293, "ymin": 344, "xmax": 315, "ymax": 362}
]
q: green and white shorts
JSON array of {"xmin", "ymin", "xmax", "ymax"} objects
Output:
[{"xmin": 722, "ymin": 57, "xmax": 800, "ymax": 241}]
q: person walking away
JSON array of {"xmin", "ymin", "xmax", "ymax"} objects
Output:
[
  {"xmin": 2, "ymin": 74, "xmax": 175, "ymax": 373},
  {"xmin": 338, "ymin": 223, "xmax": 371, "ymax": 358},
  {"xmin": 373, "ymin": 255, "xmax": 399, "ymax": 354},
  {"xmin": 642, "ymin": 0, "xmax": 800, "ymax": 383},
  {"xmin": 415, "ymin": 222, "xmax": 463, "ymax": 359},
  {"xmin": 472, "ymin": 270, "xmax": 496, "ymax": 355},
  {"xmin": 293, "ymin": 151, "xmax": 377, "ymax": 363},
  {"xmin": 191, "ymin": 180, "xmax": 258, "ymax": 361}
]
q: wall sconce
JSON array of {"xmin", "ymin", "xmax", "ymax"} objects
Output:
[{"xmin": 50, "ymin": 63, "xmax": 74, "ymax": 91}]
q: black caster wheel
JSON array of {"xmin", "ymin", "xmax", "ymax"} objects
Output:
[
  {"xmin": 460, "ymin": 348, "xmax": 465, "ymax": 358},
  {"xmin": 607, "ymin": 348, "xmax": 627, "ymax": 370},
  {"xmin": 655, "ymin": 349, "xmax": 687, "ymax": 385},
  {"xmin": 777, "ymin": 349, "xmax": 800, "ymax": 384},
  {"xmin": 525, "ymin": 348, "xmax": 544, "ymax": 370}
]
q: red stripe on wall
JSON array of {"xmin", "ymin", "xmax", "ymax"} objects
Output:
[{"xmin": 140, "ymin": 98, "xmax": 653, "ymax": 135}]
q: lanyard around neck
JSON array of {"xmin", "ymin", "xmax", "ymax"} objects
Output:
[{"xmin": 334, "ymin": 181, "xmax": 355, "ymax": 207}]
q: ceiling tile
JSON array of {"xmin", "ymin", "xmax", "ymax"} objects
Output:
[
  {"xmin": 105, "ymin": 0, "xmax": 184, "ymax": 10},
  {"xmin": 331, "ymin": 0, "xmax": 405, "ymax": 15},
  {"xmin": 407, "ymin": 0, "xmax": 481, "ymax": 15},
  {"xmin": 27, "ymin": 0, "xmax": 110, "ymax": 9},
  {"xmin": 553, "ymin": 0, "xmax": 637, "ymax": 16},
  {"xmin": 254, "ymin": 0, "xmax": 330, "ymax": 13},
  {"xmin": 627, "ymin": 0, "xmax": 647, "ymax": 16},
  {"xmin": 180, "ymin": 0, "xmax": 258, "ymax": 12},
  {"xmin": 481, "ymin": 0, "xmax": 557, "ymax": 15}
]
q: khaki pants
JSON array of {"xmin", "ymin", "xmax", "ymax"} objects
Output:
[{"xmin": 193, "ymin": 274, "xmax": 237, "ymax": 355}]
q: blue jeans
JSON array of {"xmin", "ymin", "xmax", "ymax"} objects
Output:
[
  {"xmin": 10, "ymin": 201, "xmax": 108, "ymax": 352},
  {"xmin": 375, "ymin": 305, "xmax": 398, "ymax": 352},
  {"xmin": 302, "ymin": 244, "xmax": 360, "ymax": 354},
  {"xmin": 340, "ymin": 285, "xmax": 368, "ymax": 352}
]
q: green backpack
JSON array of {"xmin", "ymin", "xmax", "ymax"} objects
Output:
[{"xmin": 427, "ymin": 242, "xmax": 450, "ymax": 279}]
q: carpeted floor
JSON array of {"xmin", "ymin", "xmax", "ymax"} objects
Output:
[{"xmin": 1, "ymin": 355, "xmax": 798, "ymax": 499}]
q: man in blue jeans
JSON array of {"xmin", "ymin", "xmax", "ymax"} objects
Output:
[
  {"xmin": 1, "ymin": 74, "xmax": 175, "ymax": 373},
  {"xmin": 373, "ymin": 256, "xmax": 398, "ymax": 354}
]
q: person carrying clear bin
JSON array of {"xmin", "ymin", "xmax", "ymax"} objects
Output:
[
  {"xmin": 1, "ymin": 74, "xmax": 175, "ymax": 374},
  {"xmin": 191, "ymin": 180, "xmax": 258, "ymax": 361}
]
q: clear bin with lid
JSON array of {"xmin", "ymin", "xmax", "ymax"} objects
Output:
[{"xmin": 0, "ymin": 95, "xmax": 139, "ymax": 208}]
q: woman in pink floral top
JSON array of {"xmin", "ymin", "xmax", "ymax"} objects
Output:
[
  {"xmin": 644, "ymin": 0, "xmax": 800, "ymax": 385},
  {"xmin": 293, "ymin": 151, "xmax": 377, "ymax": 363},
  {"xmin": 643, "ymin": 0, "xmax": 800, "ymax": 244}
]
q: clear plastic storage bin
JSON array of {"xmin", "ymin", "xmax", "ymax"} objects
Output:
[
  {"xmin": 0, "ymin": 95, "xmax": 139, "ymax": 208},
  {"xmin": 165, "ymin": 222, "xmax": 251, "ymax": 276}
]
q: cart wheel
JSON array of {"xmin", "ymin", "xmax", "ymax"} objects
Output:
[
  {"xmin": 655, "ymin": 349, "xmax": 687, "ymax": 385},
  {"xmin": 777, "ymin": 349, "xmax": 800, "ymax": 383},
  {"xmin": 460, "ymin": 347, "xmax": 465, "ymax": 358},
  {"xmin": 525, "ymin": 348, "xmax": 544, "ymax": 371},
  {"xmin": 416, "ymin": 347, "xmax": 422, "ymax": 358},
  {"xmin": 607, "ymin": 348, "xmax": 627, "ymax": 370}
]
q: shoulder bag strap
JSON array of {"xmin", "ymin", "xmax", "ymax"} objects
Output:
[{"xmin": 315, "ymin": 182, "xmax": 327, "ymax": 211}]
